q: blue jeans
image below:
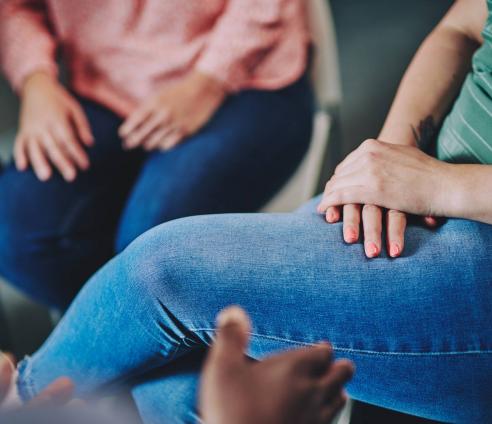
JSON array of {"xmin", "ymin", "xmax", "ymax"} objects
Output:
[
  {"xmin": 16, "ymin": 197, "xmax": 492, "ymax": 423},
  {"xmin": 0, "ymin": 75, "xmax": 313, "ymax": 308}
]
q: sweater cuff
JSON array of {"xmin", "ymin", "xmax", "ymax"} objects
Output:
[
  {"xmin": 195, "ymin": 52, "xmax": 249, "ymax": 93},
  {"xmin": 8, "ymin": 60, "xmax": 58, "ymax": 93}
]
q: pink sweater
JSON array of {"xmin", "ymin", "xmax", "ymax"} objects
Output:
[{"xmin": 0, "ymin": 0, "xmax": 310, "ymax": 117}]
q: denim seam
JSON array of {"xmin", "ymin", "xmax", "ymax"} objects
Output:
[{"xmin": 190, "ymin": 328, "xmax": 492, "ymax": 356}]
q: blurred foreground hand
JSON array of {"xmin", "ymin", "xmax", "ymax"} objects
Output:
[{"xmin": 200, "ymin": 306, "xmax": 354, "ymax": 424}]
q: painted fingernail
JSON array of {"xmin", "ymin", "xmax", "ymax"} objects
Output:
[
  {"xmin": 345, "ymin": 227, "xmax": 358, "ymax": 243},
  {"xmin": 366, "ymin": 242, "xmax": 378, "ymax": 257},
  {"xmin": 389, "ymin": 243, "xmax": 400, "ymax": 257}
]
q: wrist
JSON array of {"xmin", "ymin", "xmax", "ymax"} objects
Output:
[
  {"xmin": 191, "ymin": 70, "xmax": 228, "ymax": 101},
  {"xmin": 436, "ymin": 163, "xmax": 471, "ymax": 218},
  {"xmin": 378, "ymin": 122, "xmax": 419, "ymax": 147},
  {"xmin": 21, "ymin": 71, "xmax": 58, "ymax": 98}
]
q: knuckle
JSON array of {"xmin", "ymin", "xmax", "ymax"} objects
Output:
[{"xmin": 362, "ymin": 138, "xmax": 378, "ymax": 150}]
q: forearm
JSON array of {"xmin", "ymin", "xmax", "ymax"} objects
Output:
[
  {"xmin": 445, "ymin": 164, "xmax": 492, "ymax": 224},
  {"xmin": 378, "ymin": 0, "xmax": 487, "ymax": 147},
  {"xmin": 379, "ymin": 27, "xmax": 478, "ymax": 147}
]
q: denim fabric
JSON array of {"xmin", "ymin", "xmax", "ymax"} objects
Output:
[
  {"xmin": 17, "ymin": 196, "xmax": 492, "ymax": 423},
  {"xmin": 0, "ymin": 75, "xmax": 314, "ymax": 308}
]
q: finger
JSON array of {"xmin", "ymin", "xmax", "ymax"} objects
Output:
[
  {"xmin": 0, "ymin": 354, "xmax": 14, "ymax": 403},
  {"xmin": 210, "ymin": 306, "xmax": 252, "ymax": 365},
  {"xmin": 319, "ymin": 392, "xmax": 348, "ymax": 423},
  {"xmin": 343, "ymin": 204, "xmax": 361, "ymax": 243},
  {"xmin": 125, "ymin": 111, "xmax": 170, "ymax": 149},
  {"xmin": 13, "ymin": 136, "xmax": 28, "ymax": 171},
  {"xmin": 52, "ymin": 127, "xmax": 90, "ymax": 171},
  {"xmin": 69, "ymin": 103, "xmax": 94, "ymax": 147},
  {"xmin": 286, "ymin": 343, "xmax": 333, "ymax": 378},
  {"xmin": 119, "ymin": 106, "xmax": 152, "ymax": 139},
  {"xmin": 40, "ymin": 133, "xmax": 76, "ymax": 182},
  {"xmin": 160, "ymin": 129, "xmax": 184, "ymax": 151},
  {"xmin": 319, "ymin": 360, "xmax": 354, "ymax": 400},
  {"xmin": 323, "ymin": 206, "xmax": 341, "ymax": 223},
  {"xmin": 28, "ymin": 377, "xmax": 74, "ymax": 408},
  {"xmin": 386, "ymin": 210, "xmax": 406, "ymax": 258},
  {"xmin": 143, "ymin": 126, "xmax": 175, "ymax": 151},
  {"xmin": 423, "ymin": 216, "xmax": 439, "ymax": 227},
  {"xmin": 27, "ymin": 138, "xmax": 52, "ymax": 181},
  {"xmin": 362, "ymin": 204, "xmax": 382, "ymax": 258}
]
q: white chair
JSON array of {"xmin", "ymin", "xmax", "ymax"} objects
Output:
[{"xmin": 262, "ymin": 0, "xmax": 342, "ymax": 212}]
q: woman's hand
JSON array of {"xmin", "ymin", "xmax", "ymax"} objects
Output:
[
  {"xmin": 200, "ymin": 307, "xmax": 353, "ymax": 424},
  {"xmin": 317, "ymin": 139, "xmax": 449, "ymax": 258},
  {"xmin": 119, "ymin": 70, "xmax": 227, "ymax": 152},
  {"xmin": 15, "ymin": 72, "xmax": 94, "ymax": 182}
]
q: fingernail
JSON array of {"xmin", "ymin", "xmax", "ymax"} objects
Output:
[
  {"xmin": 39, "ymin": 171, "xmax": 50, "ymax": 181},
  {"xmin": 366, "ymin": 242, "xmax": 378, "ymax": 257},
  {"xmin": 64, "ymin": 171, "xmax": 76, "ymax": 182},
  {"xmin": 389, "ymin": 243, "xmax": 400, "ymax": 257},
  {"xmin": 345, "ymin": 227, "xmax": 357, "ymax": 243}
]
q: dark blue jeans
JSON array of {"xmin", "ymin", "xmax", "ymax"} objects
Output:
[{"xmin": 0, "ymin": 75, "xmax": 314, "ymax": 308}]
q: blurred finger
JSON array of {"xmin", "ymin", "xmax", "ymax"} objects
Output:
[
  {"xmin": 343, "ymin": 204, "xmax": 360, "ymax": 243},
  {"xmin": 28, "ymin": 377, "xmax": 74, "ymax": 408},
  {"xmin": 319, "ymin": 392, "xmax": 348, "ymax": 423},
  {"xmin": 52, "ymin": 127, "xmax": 90, "ymax": 171},
  {"xmin": 13, "ymin": 136, "xmax": 28, "ymax": 171},
  {"xmin": 210, "ymin": 306, "xmax": 251, "ymax": 366},
  {"xmin": 362, "ymin": 204, "xmax": 382, "ymax": 258},
  {"xmin": 319, "ymin": 360, "xmax": 354, "ymax": 400},
  {"xmin": 286, "ymin": 343, "xmax": 333, "ymax": 378},
  {"xmin": 119, "ymin": 106, "xmax": 152, "ymax": 139},
  {"xmin": 40, "ymin": 133, "xmax": 76, "ymax": 182},
  {"xmin": 386, "ymin": 210, "xmax": 406, "ymax": 258},
  {"xmin": 69, "ymin": 103, "xmax": 94, "ymax": 146},
  {"xmin": 125, "ymin": 111, "xmax": 170, "ymax": 149},
  {"xmin": 160, "ymin": 129, "xmax": 184, "ymax": 151},
  {"xmin": 143, "ymin": 126, "xmax": 175, "ymax": 151},
  {"xmin": 0, "ymin": 354, "xmax": 13, "ymax": 403},
  {"xmin": 27, "ymin": 138, "xmax": 52, "ymax": 181}
]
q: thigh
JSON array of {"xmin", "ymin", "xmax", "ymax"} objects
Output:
[
  {"xmin": 22, "ymin": 209, "xmax": 492, "ymax": 422},
  {"xmin": 126, "ymin": 212, "xmax": 492, "ymax": 422},
  {"xmin": 0, "ymin": 99, "xmax": 142, "ymax": 307},
  {"xmin": 115, "ymin": 75, "xmax": 314, "ymax": 251},
  {"xmin": 131, "ymin": 352, "xmax": 203, "ymax": 424}
]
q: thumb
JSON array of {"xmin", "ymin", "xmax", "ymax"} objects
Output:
[{"xmin": 210, "ymin": 306, "xmax": 251, "ymax": 365}]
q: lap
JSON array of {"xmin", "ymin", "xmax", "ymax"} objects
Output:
[
  {"xmin": 125, "ymin": 209, "xmax": 492, "ymax": 422},
  {"xmin": 115, "ymin": 75, "xmax": 314, "ymax": 250}
]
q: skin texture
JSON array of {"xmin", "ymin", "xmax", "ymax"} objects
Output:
[
  {"xmin": 15, "ymin": 72, "xmax": 94, "ymax": 182},
  {"xmin": 119, "ymin": 70, "xmax": 227, "ymax": 152},
  {"xmin": 319, "ymin": 0, "xmax": 488, "ymax": 258},
  {"xmin": 200, "ymin": 307, "xmax": 354, "ymax": 424}
]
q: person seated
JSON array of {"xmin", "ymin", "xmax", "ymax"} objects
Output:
[
  {"xmin": 0, "ymin": 0, "xmax": 314, "ymax": 309},
  {"xmin": 0, "ymin": 0, "xmax": 491, "ymax": 423},
  {"xmin": 0, "ymin": 307, "xmax": 353, "ymax": 424}
]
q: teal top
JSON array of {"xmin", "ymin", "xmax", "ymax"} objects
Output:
[{"xmin": 437, "ymin": 0, "xmax": 492, "ymax": 164}]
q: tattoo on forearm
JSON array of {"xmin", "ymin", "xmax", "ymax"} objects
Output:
[{"xmin": 411, "ymin": 116, "xmax": 437, "ymax": 150}]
